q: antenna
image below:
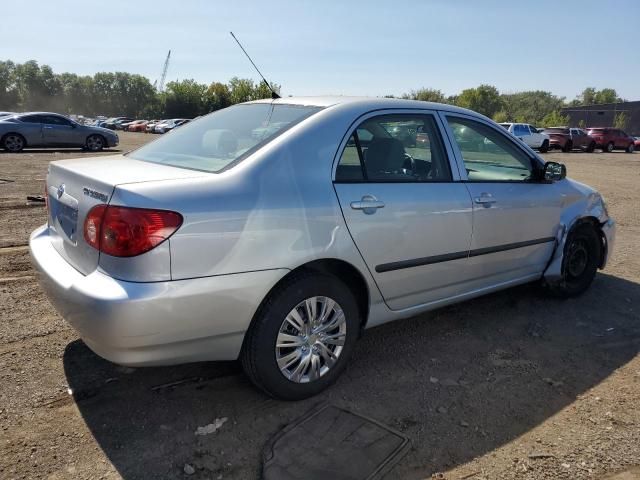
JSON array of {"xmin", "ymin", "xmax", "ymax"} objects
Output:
[
  {"xmin": 158, "ymin": 50, "xmax": 171, "ymax": 93},
  {"xmin": 230, "ymin": 32, "xmax": 280, "ymax": 99}
]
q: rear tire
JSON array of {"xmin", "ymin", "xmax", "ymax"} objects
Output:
[
  {"xmin": 605, "ymin": 142, "xmax": 614, "ymax": 153},
  {"xmin": 241, "ymin": 271, "xmax": 360, "ymax": 400},
  {"xmin": 626, "ymin": 143, "xmax": 635, "ymax": 153},
  {"xmin": 544, "ymin": 224, "xmax": 601, "ymax": 298},
  {"xmin": 586, "ymin": 141, "xmax": 596, "ymax": 153},
  {"xmin": 562, "ymin": 140, "xmax": 573, "ymax": 153},
  {"xmin": 85, "ymin": 134, "xmax": 105, "ymax": 152},
  {"xmin": 2, "ymin": 133, "xmax": 26, "ymax": 153},
  {"xmin": 539, "ymin": 140, "xmax": 549, "ymax": 153}
]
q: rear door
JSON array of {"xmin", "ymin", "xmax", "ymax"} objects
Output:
[
  {"xmin": 16, "ymin": 114, "xmax": 45, "ymax": 146},
  {"xmin": 333, "ymin": 110, "xmax": 473, "ymax": 310},
  {"xmin": 441, "ymin": 113, "xmax": 563, "ymax": 287}
]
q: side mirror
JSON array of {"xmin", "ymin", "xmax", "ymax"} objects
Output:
[{"xmin": 543, "ymin": 161, "xmax": 566, "ymax": 181}]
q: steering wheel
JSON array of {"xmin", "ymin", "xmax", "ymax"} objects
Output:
[{"xmin": 402, "ymin": 152, "xmax": 416, "ymax": 175}]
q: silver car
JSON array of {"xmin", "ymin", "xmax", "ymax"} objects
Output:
[
  {"xmin": 30, "ymin": 97, "xmax": 615, "ymax": 399},
  {"xmin": 0, "ymin": 112, "xmax": 119, "ymax": 152}
]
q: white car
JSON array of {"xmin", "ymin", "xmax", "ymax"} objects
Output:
[{"xmin": 500, "ymin": 123, "xmax": 550, "ymax": 153}]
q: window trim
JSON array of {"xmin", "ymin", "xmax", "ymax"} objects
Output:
[
  {"xmin": 438, "ymin": 111, "xmax": 545, "ymax": 184},
  {"xmin": 332, "ymin": 108, "xmax": 462, "ymax": 184}
]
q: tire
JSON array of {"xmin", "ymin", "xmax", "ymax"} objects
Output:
[
  {"xmin": 2, "ymin": 133, "xmax": 26, "ymax": 153},
  {"xmin": 605, "ymin": 142, "xmax": 614, "ymax": 153},
  {"xmin": 586, "ymin": 141, "xmax": 596, "ymax": 153},
  {"xmin": 85, "ymin": 134, "xmax": 105, "ymax": 152},
  {"xmin": 544, "ymin": 224, "xmax": 601, "ymax": 298},
  {"xmin": 562, "ymin": 140, "xmax": 573, "ymax": 153},
  {"xmin": 626, "ymin": 143, "xmax": 635, "ymax": 153},
  {"xmin": 539, "ymin": 140, "xmax": 549, "ymax": 153},
  {"xmin": 241, "ymin": 271, "xmax": 360, "ymax": 400}
]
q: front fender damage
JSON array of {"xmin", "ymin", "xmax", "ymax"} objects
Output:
[{"xmin": 543, "ymin": 192, "xmax": 616, "ymax": 285}]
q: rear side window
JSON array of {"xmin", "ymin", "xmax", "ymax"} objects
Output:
[
  {"xmin": 20, "ymin": 115, "xmax": 44, "ymax": 124},
  {"xmin": 128, "ymin": 104, "xmax": 323, "ymax": 173},
  {"xmin": 335, "ymin": 114, "xmax": 452, "ymax": 182}
]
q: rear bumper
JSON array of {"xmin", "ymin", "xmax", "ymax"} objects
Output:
[{"xmin": 29, "ymin": 225, "xmax": 287, "ymax": 366}]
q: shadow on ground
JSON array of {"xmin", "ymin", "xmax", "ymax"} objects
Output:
[{"xmin": 64, "ymin": 272, "xmax": 640, "ymax": 479}]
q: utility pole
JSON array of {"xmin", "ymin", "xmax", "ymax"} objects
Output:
[{"xmin": 158, "ymin": 50, "xmax": 171, "ymax": 93}]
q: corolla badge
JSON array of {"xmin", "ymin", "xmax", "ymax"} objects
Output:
[
  {"xmin": 83, "ymin": 187, "xmax": 109, "ymax": 202},
  {"xmin": 57, "ymin": 184, "xmax": 65, "ymax": 199}
]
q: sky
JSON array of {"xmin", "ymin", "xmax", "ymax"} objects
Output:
[{"xmin": 1, "ymin": 0, "xmax": 639, "ymax": 101}]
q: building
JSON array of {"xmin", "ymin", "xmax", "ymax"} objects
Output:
[{"xmin": 561, "ymin": 101, "xmax": 640, "ymax": 136}]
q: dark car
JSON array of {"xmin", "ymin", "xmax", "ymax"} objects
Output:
[
  {"xmin": 586, "ymin": 127, "xmax": 635, "ymax": 153},
  {"xmin": 103, "ymin": 117, "xmax": 133, "ymax": 130},
  {"xmin": 541, "ymin": 127, "xmax": 596, "ymax": 152}
]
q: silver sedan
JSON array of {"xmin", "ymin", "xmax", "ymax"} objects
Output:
[
  {"xmin": 0, "ymin": 112, "xmax": 119, "ymax": 152},
  {"xmin": 30, "ymin": 97, "xmax": 615, "ymax": 399}
]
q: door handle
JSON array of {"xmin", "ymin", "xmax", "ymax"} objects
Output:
[
  {"xmin": 474, "ymin": 194, "xmax": 496, "ymax": 206},
  {"xmin": 350, "ymin": 195, "xmax": 385, "ymax": 214},
  {"xmin": 43, "ymin": 126, "xmax": 53, "ymax": 129}
]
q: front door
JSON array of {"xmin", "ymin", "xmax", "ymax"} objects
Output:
[
  {"xmin": 41, "ymin": 115, "xmax": 78, "ymax": 146},
  {"xmin": 442, "ymin": 113, "xmax": 564, "ymax": 287},
  {"xmin": 333, "ymin": 111, "xmax": 473, "ymax": 310}
]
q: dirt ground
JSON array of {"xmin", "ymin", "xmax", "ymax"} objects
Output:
[{"xmin": 1, "ymin": 132, "xmax": 639, "ymax": 480}]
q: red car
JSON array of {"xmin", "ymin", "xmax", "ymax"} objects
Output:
[
  {"xmin": 126, "ymin": 120, "xmax": 149, "ymax": 132},
  {"xmin": 586, "ymin": 127, "xmax": 635, "ymax": 153},
  {"xmin": 541, "ymin": 127, "xmax": 596, "ymax": 152}
]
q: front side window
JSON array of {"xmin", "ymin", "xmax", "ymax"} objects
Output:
[
  {"xmin": 335, "ymin": 114, "xmax": 452, "ymax": 182},
  {"xmin": 446, "ymin": 116, "xmax": 534, "ymax": 182},
  {"xmin": 128, "ymin": 104, "xmax": 323, "ymax": 173}
]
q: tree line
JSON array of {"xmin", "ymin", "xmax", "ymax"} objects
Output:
[{"xmin": 0, "ymin": 60, "xmax": 629, "ymax": 127}]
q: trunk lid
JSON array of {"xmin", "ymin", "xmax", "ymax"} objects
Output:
[{"xmin": 46, "ymin": 155, "xmax": 208, "ymax": 275}]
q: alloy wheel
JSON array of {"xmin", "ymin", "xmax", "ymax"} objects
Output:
[
  {"xmin": 4, "ymin": 134, "xmax": 24, "ymax": 152},
  {"xmin": 86, "ymin": 135, "xmax": 103, "ymax": 151},
  {"xmin": 276, "ymin": 296, "xmax": 346, "ymax": 383}
]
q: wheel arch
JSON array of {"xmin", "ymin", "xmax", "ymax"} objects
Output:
[{"xmin": 245, "ymin": 258, "xmax": 371, "ymax": 342}]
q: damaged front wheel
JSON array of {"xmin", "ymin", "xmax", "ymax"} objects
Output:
[{"xmin": 544, "ymin": 224, "xmax": 601, "ymax": 298}]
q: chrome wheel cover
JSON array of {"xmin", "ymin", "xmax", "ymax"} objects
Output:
[
  {"xmin": 87, "ymin": 135, "xmax": 103, "ymax": 151},
  {"xmin": 5, "ymin": 135, "xmax": 24, "ymax": 152},
  {"xmin": 276, "ymin": 296, "xmax": 346, "ymax": 383}
]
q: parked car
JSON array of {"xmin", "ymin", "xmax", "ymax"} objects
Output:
[
  {"xmin": 125, "ymin": 120, "xmax": 148, "ymax": 132},
  {"xmin": 586, "ymin": 127, "xmax": 635, "ymax": 153},
  {"xmin": 0, "ymin": 112, "xmax": 119, "ymax": 152},
  {"xmin": 145, "ymin": 120, "xmax": 163, "ymax": 133},
  {"xmin": 30, "ymin": 97, "xmax": 615, "ymax": 400},
  {"xmin": 499, "ymin": 123, "xmax": 550, "ymax": 152},
  {"xmin": 115, "ymin": 118, "xmax": 135, "ymax": 130},
  {"xmin": 154, "ymin": 118, "xmax": 188, "ymax": 134},
  {"xmin": 103, "ymin": 117, "xmax": 132, "ymax": 130},
  {"xmin": 541, "ymin": 127, "xmax": 596, "ymax": 152},
  {"xmin": 634, "ymin": 136, "xmax": 640, "ymax": 149}
]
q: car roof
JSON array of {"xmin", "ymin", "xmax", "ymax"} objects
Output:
[{"xmin": 246, "ymin": 96, "xmax": 487, "ymax": 119}]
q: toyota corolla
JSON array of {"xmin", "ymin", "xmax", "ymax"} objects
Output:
[{"xmin": 30, "ymin": 97, "xmax": 615, "ymax": 400}]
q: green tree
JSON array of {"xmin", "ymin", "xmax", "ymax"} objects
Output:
[
  {"xmin": 455, "ymin": 84, "xmax": 502, "ymax": 118},
  {"xmin": 204, "ymin": 82, "xmax": 232, "ymax": 112},
  {"xmin": 499, "ymin": 90, "xmax": 565, "ymax": 125},
  {"xmin": 540, "ymin": 110, "xmax": 569, "ymax": 128},
  {"xmin": 228, "ymin": 77, "xmax": 257, "ymax": 104},
  {"xmin": 401, "ymin": 88, "xmax": 447, "ymax": 103},
  {"xmin": 163, "ymin": 79, "xmax": 207, "ymax": 118},
  {"xmin": 0, "ymin": 60, "xmax": 20, "ymax": 110}
]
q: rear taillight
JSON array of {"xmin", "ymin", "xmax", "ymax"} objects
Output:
[{"xmin": 84, "ymin": 205, "xmax": 183, "ymax": 257}]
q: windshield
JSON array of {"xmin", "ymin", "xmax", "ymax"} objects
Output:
[{"xmin": 128, "ymin": 103, "xmax": 323, "ymax": 173}]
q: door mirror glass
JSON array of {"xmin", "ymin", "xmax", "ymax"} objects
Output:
[{"xmin": 543, "ymin": 161, "xmax": 566, "ymax": 181}]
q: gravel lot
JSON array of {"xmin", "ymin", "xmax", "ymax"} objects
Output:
[{"xmin": 1, "ymin": 132, "xmax": 639, "ymax": 480}]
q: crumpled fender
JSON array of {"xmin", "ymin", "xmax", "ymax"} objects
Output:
[{"xmin": 543, "ymin": 186, "xmax": 615, "ymax": 284}]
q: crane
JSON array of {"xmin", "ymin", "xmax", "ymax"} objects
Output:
[{"xmin": 157, "ymin": 50, "xmax": 171, "ymax": 93}]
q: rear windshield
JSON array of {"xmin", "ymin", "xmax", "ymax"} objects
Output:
[{"xmin": 127, "ymin": 103, "xmax": 323, "ymax": 173}]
